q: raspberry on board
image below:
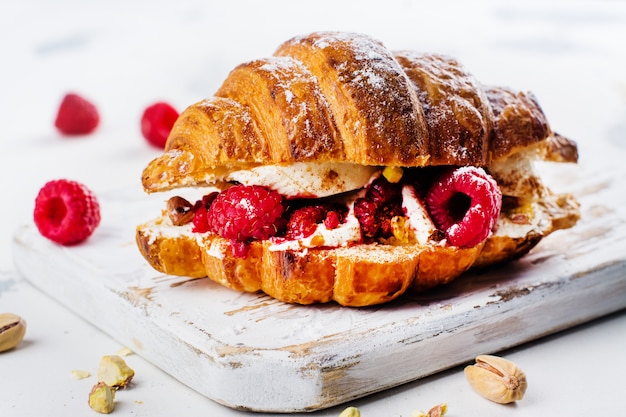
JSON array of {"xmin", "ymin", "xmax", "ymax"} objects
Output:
[
  {"xmin": 425, "ymin": 166, "xmax": 502, "ymax": 247},
  {"xmin": 141, "ymin": 102, "xmax": 179, "ymax": 148},
  {"xmin": 54, "ymin": 93, "xmax": 100, "ymax": 135},
  {"xmin": 33, "ymin": 179, "xmax": 101, "ymax": 245}
]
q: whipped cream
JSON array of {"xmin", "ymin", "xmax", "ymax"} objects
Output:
[
  {"xmin": 269, "ymin": 193, "xmax": 363, "ymax": 251},
  {"xmin": 401, "ymin": 184, "xmax": 436, "ymax": 245},
  {"xmin": 226, "ymin": 162, "xmax": 380, "ymax": 198}
]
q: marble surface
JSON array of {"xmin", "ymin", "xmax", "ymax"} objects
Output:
[{"xmin": 1, "ymin": 1, "xmax": 626, "ymax": 416}]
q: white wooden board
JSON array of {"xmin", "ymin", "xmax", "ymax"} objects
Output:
[{"xmin": 12, "ymin": 149, "xmax": 626, "ymax": 413}]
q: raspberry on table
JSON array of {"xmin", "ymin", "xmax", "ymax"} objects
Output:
[
  {"xmin": 33, "ymin": 179, "xmax": 101, "ymax": 245},
  {"xmin": 141, "ymin": 102, "xmax": 179, "ymax": 148},
  {"xmin": 206, "ymin": 185, "xmax": 285, "ymax": 242},
  {"xmin": 54, "ymin": 93, "xmax": 100, "ymax": 135},
  {"xmin": 425, "ymin": 166, "xmax": 502, "ymax": 247}
]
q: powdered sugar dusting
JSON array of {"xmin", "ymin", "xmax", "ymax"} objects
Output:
[
  {"xmin": 313, "ymin": 32, "xmax": 406, "ymax": 93},
  {"xmin": 296, "ymin": 31, "xmax": 421, "ymax": 150},
  {"xmin": 256, "ymin": 56, "xmax": 337, "ymax": 160}
]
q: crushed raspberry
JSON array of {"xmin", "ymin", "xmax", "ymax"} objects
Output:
[
  {"xmin": 229, "ymin": 239, "xmax": 251, "ymax": 258},
  {"xmin": 54, "ymin": 93, "xmax": 100, "ymax": 135},
  {"xmin": 284, "ymin": 204, "xmax": 347, "ymax": 240},
  {"xmin": 206, "ymin": 185, "xmax": 285, "ymax": 243},
  {"xmin": 323, "ymin": 210, "xmax": 342, "ymax": 229},
  {"xmin": 354, "ymin": 177, "xmax": 403, "ymax": 239},
  {"xmin": 425, "ymin": 166, "xmax": 502, "ymax": 247},
  {"xmin": 141, "ymin": 102, "xmax": 179, "ymax": 148},
  {"xmin": 354, "ymin": 199, "xmax": 379, "ymax": 237},
  {"xmin": 33, "ymin": 179, "xmax": 101, "ymax": 245},
  {"xmin": 285, "ymin": 205, "xmax": 326, "ymax": 239},
  {"xmin": 191, "ymin": 192, "xmax": 218, "ymax": 233}
]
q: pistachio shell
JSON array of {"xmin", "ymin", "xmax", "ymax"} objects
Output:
[
  {"xmin": 464, "ymin": 354, "xmax": 527, "ymax": 404},
  {"xmin": 0, "ymin": 313, "xmax": 27, "ymax": 352}
]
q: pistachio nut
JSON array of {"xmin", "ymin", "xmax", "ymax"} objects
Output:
[
  {"xmin": 97, "ymin": 355, "xmax": 135, "ymax": 389},
  {"xmin": 0, "ymin": 313, "xmax": 27, "ymax": 352},
  {"xmin": 464, "ymin": 354, "xmax": 527, "ymax": 404},
  {"xmin": 338, "ymin": 406, "xmax": 360, "ymax": 417},
  {"xmin": 88, "ymin": 381, "xmax": 116, "ymax": 414}
]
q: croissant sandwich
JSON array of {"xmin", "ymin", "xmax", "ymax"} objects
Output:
[{"xmin": 136, "ymin": 32, "xmax": 579, "ymax": 307}]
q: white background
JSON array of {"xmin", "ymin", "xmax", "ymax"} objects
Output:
[{"xmin": 1, "ymin": 1, "xmax": 625, "ymax": 416}]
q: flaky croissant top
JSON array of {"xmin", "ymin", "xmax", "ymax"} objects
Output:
[{"xmin": 142, "ymin": 31, "xmax": 574, "ymax": 193}]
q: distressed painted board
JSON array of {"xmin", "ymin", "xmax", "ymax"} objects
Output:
[{"xmin": 12, "ymin": 149, "xmax": 626, "ymax": 412}]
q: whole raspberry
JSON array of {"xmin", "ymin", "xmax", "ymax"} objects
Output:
[
  {"xmin": 54, "ymin": 93, "xmax": 100, "ymax": 135},
  {"xmin": 141, "ymin": 102, "xmax": 179, "ymax": 148},
  {"xmin": 425, "ymin": 166, "xmax": 502, "ymax": 247},
  {"xmin": 33, "ymin": 179, "xmax": 101, "ymax": 245},
  {"xmin": 206, "ymin": 185, "xmax": 285, "ymax": 242}
]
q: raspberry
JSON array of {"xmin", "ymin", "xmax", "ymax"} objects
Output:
[
  {"xmin": 54, "ymin": 93, "xmax": 100, "ymax": 135},
  {"xmin": 323, "ymin": 210, "xmax": 343, "ymax": 229},
  {"xmin": 33, "ymin": 179, "xmax": 101, "ymax": 245},
  {"xmin": 141, "ymin": 102, "xmax": 179, "ymax": 148},
  {"xmin": 206, "ymin": 185, "xmax": 285, "ymax": 242},
  {"xmin": 284, "ymin": 204, "xmax": 347, "ymax": 239},
  {"xmin": 191, "ymin": 192, "xmax": 218, "ymax": 233},
  {"xmin": 285, "ymin": 206, "xmax": 326, "ymax": 239},
  {"xmin": 425, "ymin": 166, "xmax": 502, "ymax": 247},
  {"xmin": 354, "ymin": 176, "xmax": 403, "ymax": 239}
]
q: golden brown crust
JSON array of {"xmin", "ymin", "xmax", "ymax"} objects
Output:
[
  {"xmin": 136, "ymin": 223, "xmax": 206, "ymax": 278},
  {"xmin": 135, "ymin": 219, "xmax": 488, "ymax": 306},
  {"xmin": 412, "ymin": 244, "xmax": 484, "ymax": 292},
  {"xmin": 484, "ymin": 86, "xmax": 551, "ymax": 161},
  {"xmin": 543, "ymin": 132, "xmax": 579, "ymax": 163},
  {"xmin": 142, "ymin": 97, "xmax": 268, "ymax": 192},
  {"xmin": 274, "ymin": 32, "xmax": 429, "ymax": 167},
  {"xmin": 394, "ymin": 52, "xmax": 493, "ymax": 166},
  {"xmin": 216, "ymin": 57, "xmax": 344, "ymax": 163}
]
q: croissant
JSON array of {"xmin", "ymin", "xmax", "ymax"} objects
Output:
[{"xmin": 136, "ymin": 32, "xmax": 579, "ymax": 307}]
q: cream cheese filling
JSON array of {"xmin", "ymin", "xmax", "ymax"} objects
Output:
[{"xmin": 225, "ymin": 162, "xmax": 380, "ymax": 198}]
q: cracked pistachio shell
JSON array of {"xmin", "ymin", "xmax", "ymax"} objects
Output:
[
  {"xmin": 464, "ymin": 355, "xmax": 527, "ymax": 404},
  {"xmin": 0, "ymin": 313, "xmax": 27, "ymax": 352}
]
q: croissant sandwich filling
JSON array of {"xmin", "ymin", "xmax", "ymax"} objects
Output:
[
  {"xmin": 136, "ymin": 31, "xmax": 580, "ymax": 306},
  {"xmin": 159, "ymin": 163, "xmax": 498, "ymax": 255}
]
